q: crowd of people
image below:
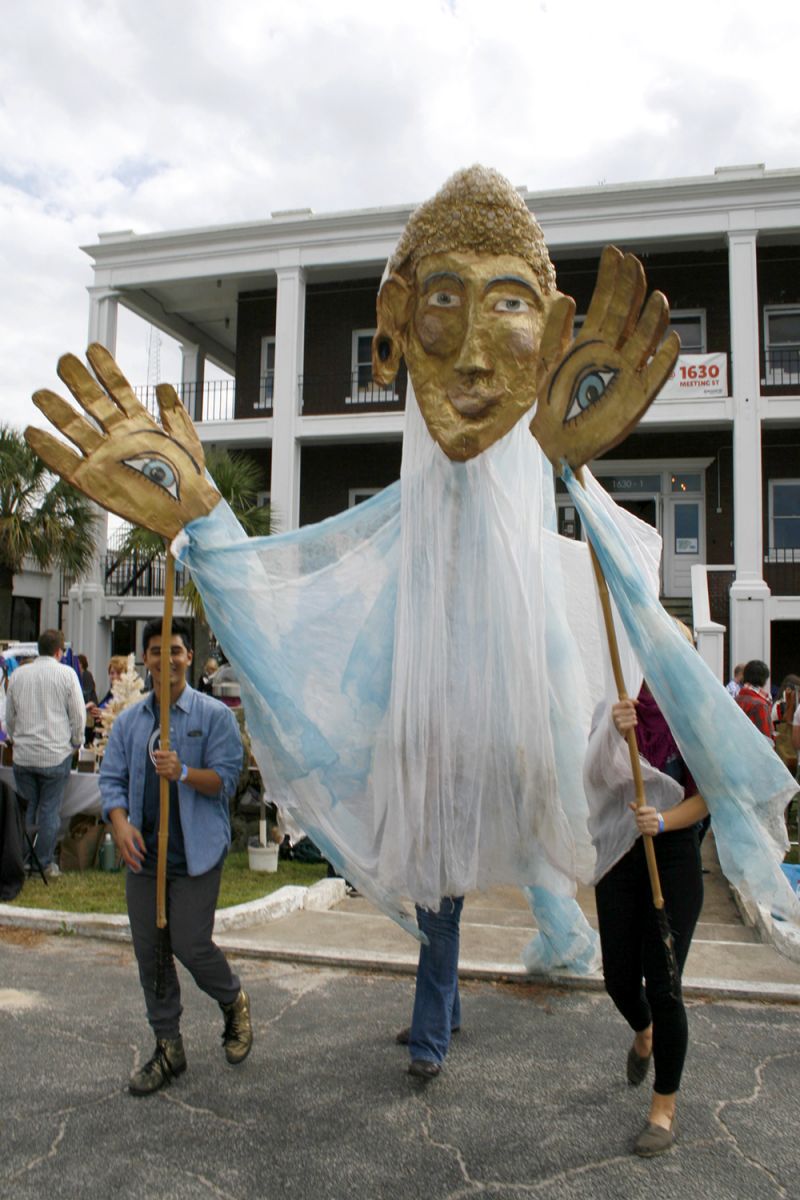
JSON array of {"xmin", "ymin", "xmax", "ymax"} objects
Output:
[{"xmin": 727, "ymin": 659, "xmax": 800, "ymax": 770}]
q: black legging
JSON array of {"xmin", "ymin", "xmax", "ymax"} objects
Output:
[{"xmin": 595, "ymin": 827, "xmax": 703, "ymax": 1095}]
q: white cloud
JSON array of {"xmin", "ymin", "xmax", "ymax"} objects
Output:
[{"xmin": 1, "ymin": 0, "xmax": 798, "ymax": 431}]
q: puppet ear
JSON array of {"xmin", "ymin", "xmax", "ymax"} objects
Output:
[{"xmin": 372, "ymin": 274, "xmax": 412, "ymax": 386}]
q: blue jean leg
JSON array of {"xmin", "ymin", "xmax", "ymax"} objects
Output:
[
  {"xmin": 408, "ymin": 896, "xmax": 463, "ymax": 1066},
  {"xmin": 13, "ymin": 755, "xmax": 73, "ymax": 869}
]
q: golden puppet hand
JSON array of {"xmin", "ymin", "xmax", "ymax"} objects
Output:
[
  {"xmin": 26, "ymin": 344, "xmax": 220, "ymax": 539},
  {"xmin": 530, "ymin": 246, "xmax": 680, "ymax": 472}
]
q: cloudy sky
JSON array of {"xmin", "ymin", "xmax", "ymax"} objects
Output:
[{"xmin": 2, "ymin": 0, "xmax": 799, "ymax": 433}]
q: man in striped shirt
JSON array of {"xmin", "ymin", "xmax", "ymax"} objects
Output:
[{"xmin": 5, "ymin": 629, "xmax": 86, "ymax": 877}]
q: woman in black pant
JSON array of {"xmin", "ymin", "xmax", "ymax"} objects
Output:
[{"xmin": 592, "ymin": 685, "xmax": 708, "ymax": 1158}]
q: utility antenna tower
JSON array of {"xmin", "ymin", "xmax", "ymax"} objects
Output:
[{"xmin": 146, "ymin": 325, "xmax": 162, "ymax": 392}]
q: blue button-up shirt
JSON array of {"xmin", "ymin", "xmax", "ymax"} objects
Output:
[{"xmin": 100, "ymin": 684, "xmax": 243, "ymax": 877}]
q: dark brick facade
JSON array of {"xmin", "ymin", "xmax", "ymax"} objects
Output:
[
  {"xmin": 235, "ymin": 290, "xmax": 276, "ymax": 416},
  {"xmin": 232, "ymin": 249, "xmax": 799, "ymax": 611},
  {"xmin": 299, "ymin": 442, "xmax": 402, "ymax": 526}
]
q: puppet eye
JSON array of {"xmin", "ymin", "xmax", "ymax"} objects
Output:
[
  {"xmin": 494, "ymin": 297, "xmax": 529, "ymax": 313},
  {"xmin": 564, "ymin": 367, "xmax": 618, "ymax": 424},
  {"xmin": 122, "ymin": 454, "xmax": 180, "ymax": 500},
  {"xmin": 428, "ymin": 291, "xmax": 461, "ymax": 308}
]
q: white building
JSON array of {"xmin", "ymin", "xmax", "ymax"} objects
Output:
[{"xmin": 46, "ymin": 163, "xmax": 800, "ymax": 682}]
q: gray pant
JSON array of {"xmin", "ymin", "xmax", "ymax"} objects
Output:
[{"xmin": 126, "ymin": 864, "xmax": 240, "ymax": 1039}]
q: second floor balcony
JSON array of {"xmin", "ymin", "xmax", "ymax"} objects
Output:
[
  {"xmin": 105, "ymin": 551, "xmax": 187, "ymax": 598},
  {"xmin": 762, "ymin": 349, "xmax": 800, "ymax": 393},
  {"xmin": 130, "ymin": 345, "xmax": 800, "ymax": 427}
]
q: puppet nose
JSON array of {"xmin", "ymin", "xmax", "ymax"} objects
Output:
[{"xmin": 454, "ymin": 313, "xmax": 491, "ymax": 376}]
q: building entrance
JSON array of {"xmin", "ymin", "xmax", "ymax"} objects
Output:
[{"xmin": 556, "ymin": 459, "xmax": 710, "ymax": 599}]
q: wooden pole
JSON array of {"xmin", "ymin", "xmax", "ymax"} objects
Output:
[
  {"xmin": 156, "ymin": 548, "xmax": 175, "ymax": 931},
  {"xmin": 576, "ymin": 468, "xmax": 680, "ymax": 995}
]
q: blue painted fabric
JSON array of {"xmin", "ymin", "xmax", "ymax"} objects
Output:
[{"xmin": 563, "ymin": 464, "xmax": 800, "ymax": 923}]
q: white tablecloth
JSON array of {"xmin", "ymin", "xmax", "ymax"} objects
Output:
[{"xmin": 0, "ymin": 764, "xmax": 102, "ymax": 832}]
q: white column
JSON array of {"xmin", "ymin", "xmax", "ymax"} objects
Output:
[
  {"xmin": 180, "ymin": 342, "xmax": 205, "ymax": 421},
  {"xmin": 271, "ymin": 266, "xmax": 306, "ymax": 531},
  {"xmin": 67, "ymin": 582, "xmax": 109, "ymax": 687},
  {"xmin": 727, "ymin": 230, "xmax": 770, "ymax": 667},
  {"xmin": 87, "ymin": 287, "xmax": 119, "ymax": 351},
  {"xmin": 85, "ymin": 288, "xmax": 119, "ymax": 586}
]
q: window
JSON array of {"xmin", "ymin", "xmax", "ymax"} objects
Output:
[
  {"xmin": 256, "ymin": 491, "xmax": 271, "ymax": 508},
  {"xmin": 573, "ymin": 310, "xmax": 706, "ymax": 353},
  {"xmin": 667, "ymin": 310, "xmax": 706, "ymax": 353},
  {"xmin": 347, "ymin": 330, "xmax": 395, "ymax": 404},
  {"xmin": 600, "ymin": 474, "xmax": 661, "ymax": 495},
  {"xmin": 764, "ymin": 307, "xmax": 800, "ymax": 385},
  {"xmin": 257, "ymin": 337, "xmax": 275, "ymax": 409},
  {"xmin": 769, "ymin": 480, "xmax": 800, "ymax": 554},
  {"xmin": 348, "ymin": 487, "xmax": 381, "ymax": 507},
  {"xmin": 10, "ymin": 596, "xmax": 41, "ymax": 642},
  {"xmin": 670, "ymin": 473, "xmax": 701, "ymax": 493},
  {"xmin": 673, "ymin": 503, "xmax": 700, "ymax": 554},
  {"xmin": 353, "ymin": 331, "xmax": 374, "ymax": 391}
]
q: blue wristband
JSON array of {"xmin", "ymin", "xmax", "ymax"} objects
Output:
[
  {"xmin": 179, "ymin": 762, "xmax": 189, "ymax": 783},
  {"xmin": 656, "ymin": 812, "xmax": 665, "ymax": 835}
]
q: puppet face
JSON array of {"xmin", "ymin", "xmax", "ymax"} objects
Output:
[{"xmin": 405, "ymin": 250, "xmax": 547, "ymax": 461}]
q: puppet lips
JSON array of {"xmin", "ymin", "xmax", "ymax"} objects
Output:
[{"xmin": 449, "ymin": 391, "xmax": 501, "ymax": 417}]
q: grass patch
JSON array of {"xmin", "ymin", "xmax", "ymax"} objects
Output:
[{"xmin": 8, "ymin": 853, "xmax": 328, "ymax": 915}]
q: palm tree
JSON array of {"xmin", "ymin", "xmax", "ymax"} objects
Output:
[
  {"xmin": 0, "ymin": 425, "xmax": 99, "ymax": 638},
  {"xmin": 113, "ymin": 447, "xmax": 272, "ymax": 625}
]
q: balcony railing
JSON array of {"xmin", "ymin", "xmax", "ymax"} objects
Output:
[
  {"xmin": 299, "ymin": 371, "xmax": 407, "ymax": 415},
  {"xmin": 764, "ymin": 548, "xmax": 800, "ymax": 594},
  {"xmin": 105, "ymin": 551, "xmax": 187, "ymax": 598},
  {"xmin": 133, "ymin": 378, "xmax": 273, "ymax": 422},
  {"xmin": 133, "ymin": 370, "xmax": 410, "ymax": 418},
  {"xmin": 761, "ymin": 349, "xmax": 800, "ymax": 392}
]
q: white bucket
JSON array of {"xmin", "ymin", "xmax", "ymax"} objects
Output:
[{"xmin": 247, "ymin": 841, "xmax": 278, "ymax": 873}]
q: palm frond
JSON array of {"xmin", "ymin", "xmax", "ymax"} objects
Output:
[
  {"xmin": 113, "ymin": 448, "xmax": 272, "ymax": 628},
  {"xmin": 0, "ymin": 425, "xmax": 98, "ymax": 578}
]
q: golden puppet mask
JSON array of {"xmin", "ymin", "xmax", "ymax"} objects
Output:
[{"xmin": 374, "ymin": 167, "xmax": 679, "ymax": 469}]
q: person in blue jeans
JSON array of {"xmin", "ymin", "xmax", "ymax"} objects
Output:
[
  {"xmin": 398, "ymin": 898, "xmax": 464, "ymax": 1078},
  {"xmin": 5, "ymin": 629, "xmax": 86, "ymax": 877}
]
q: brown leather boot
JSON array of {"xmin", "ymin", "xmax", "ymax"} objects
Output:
[
  {"xmin": 220, "ymin": 990, "xmax": 252, "ymax": 1064},
  {"xmin": 129, "ymin": 1036, "xmax": 187, "ymax": 1096}
]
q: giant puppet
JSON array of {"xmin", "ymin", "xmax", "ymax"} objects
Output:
[{"xmin": 26, "ymin": 168, "xmax": 799, "ymax": 973}]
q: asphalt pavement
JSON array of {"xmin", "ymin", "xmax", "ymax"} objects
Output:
[{"xmin": 1, "ymin": 928, "xmax": 798, "ymax": 1200}]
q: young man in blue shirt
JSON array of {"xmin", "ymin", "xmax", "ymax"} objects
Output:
[{"xmin": 100, "ymin": 618, "xmax": 250, "ymax": 1095}]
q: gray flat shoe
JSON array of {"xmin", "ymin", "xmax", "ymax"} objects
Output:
[
  {"xmin": 626, "ymin": 1043, "xmax": 652, "ymax": 1086},
  {"xmin": 408, "ymin": 1059, "xmax": 441, "ymax": 1079},
  {"xmin": 633, "ymin": 1120, "xmax": 676, "ymax": 1157}
]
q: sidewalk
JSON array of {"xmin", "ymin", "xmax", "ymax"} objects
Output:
[
  {"xmin": 4, "ymin": 837, "xmax": 800, "ymax": 1001},
  {"xmin": 214, "ymin": 837, "xmax": 800, "ymax": 1002}
]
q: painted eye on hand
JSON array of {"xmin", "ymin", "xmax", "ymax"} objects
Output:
[
  {"xmin": 494, "ymin": 297, "xmax": 529, "ymax": 313},
  {"xmin": 564, "ymin": 367, "xmax": 619, "ymax": 424},
  {"xmin": 428, "ymin": 291, "xmax": 461, "ymax": 308},
  {"xmin": 122, "ymin": 454, "xmax": 180, "ymax": 500}
]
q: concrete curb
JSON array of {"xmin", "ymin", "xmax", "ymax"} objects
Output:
[
  {"xmin": 208, "ymin": 937, "xmax": 800, "ymax": 1002},
  {"xmin": 0, "ymin": 877, "xmax": 347, "ymax": 941}
]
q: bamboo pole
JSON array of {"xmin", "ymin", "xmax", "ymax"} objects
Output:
[
  {"xmin": 156, "ymin": 548, "xmax": 175, "ymax": 932},
  {"xmin": 576, "ymin": 468, "xmax": 680, "ymax": 995}
]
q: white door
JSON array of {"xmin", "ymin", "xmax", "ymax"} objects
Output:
[{"xmin": 663, "ymin": 497, "xmax": 704, "ymax": 597}]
